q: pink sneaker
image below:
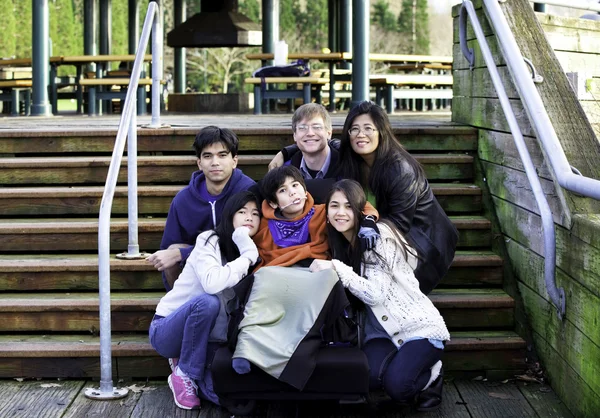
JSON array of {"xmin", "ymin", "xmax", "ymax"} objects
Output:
[{"xmin": 168, "ymin": 368, "xmax": 201, "ymax": 410}]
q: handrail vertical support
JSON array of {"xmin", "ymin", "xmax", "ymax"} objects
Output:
[
  {"xmin": 86, "ymin": 1, "xmax": 162, "ymax": 401},
  {"xmin": 116, "ymin": 111, "xmax": 149, "ymax": 260}
]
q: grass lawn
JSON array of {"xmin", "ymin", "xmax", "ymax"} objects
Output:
[{"xmin": 57, "ymin": 99, "xmax": 78, "ymax": 112}]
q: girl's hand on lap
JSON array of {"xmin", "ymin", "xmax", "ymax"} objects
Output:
[{"xmin": 309, "ymin": 259, "xmax": 334, "ymax": 273}]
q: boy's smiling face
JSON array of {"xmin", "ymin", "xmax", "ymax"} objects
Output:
[{"xmin": 269, "ymin": 176, "xmax": 307, "ymax": 219}]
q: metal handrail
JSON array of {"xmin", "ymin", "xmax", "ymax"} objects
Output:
[
  {"xmin": 529, "ymin": 0, "xmax": 600, "ymax": 12},
  {"xmin": 485, "ymin": 0, "xmax": 600, "ymax": 201},
  {"xmin": 87, "ymin": 1, "xmax": 162, "ymax": 400},
  {"xmin": 460, "ymin": 0, "xmax": 568, "ymax": 320}
]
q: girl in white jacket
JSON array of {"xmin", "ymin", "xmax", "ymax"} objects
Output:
[
  {"xmin": 310, "ymin": 179, "xmax": 450, "ymax": 411},
  {"xmin": 149, "ymin": 191, "xmax": 261, "ymax": 410}
]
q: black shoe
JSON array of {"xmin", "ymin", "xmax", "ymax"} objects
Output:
[{"xmin": 416, "ymin": 367, "xmax": 443, "ymax": 412}]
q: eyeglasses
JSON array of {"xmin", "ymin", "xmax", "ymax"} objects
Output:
[
  {"xmin": 348, "ymin": 126, "xmax": 377, "ymax": 137},
  {"xmin": 296, "ymin": 124, "xmax": 325, "ymax": 133}
]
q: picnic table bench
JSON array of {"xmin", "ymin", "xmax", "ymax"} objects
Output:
[
  {"xmin": 388, "ymin": 63, "xmax": 453, "ymax": 72},
  {"xmin": 370, "ymin": 74, "xmax": 453, "ymax": 113},
  {"xmin": 79, "ymin": 77, "xmax": 155, "ymax": 116},
  {"xmin": 51, "ymin": 54, "xmax": 153, "ymax": 115},
  {"xmin": 244, "ymin": 77, "xmax": 329, "ymax": 115},
  {"xmin": 0, "ymin": 79, "xmax": 32, "ymax": 116}
]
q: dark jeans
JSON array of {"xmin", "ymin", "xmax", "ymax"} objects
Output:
[
  {"xmin": 363, "ymin": 338, "xmax": 443, "ymax": 402},
  {"xmin": 149, "ymin": 293, "xmax": 220, "ymax": 381}
]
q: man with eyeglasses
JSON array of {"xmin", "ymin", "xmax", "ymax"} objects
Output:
[{"xmin": 285, "ymin": 103, "xmax": 339, "ymax": 180}]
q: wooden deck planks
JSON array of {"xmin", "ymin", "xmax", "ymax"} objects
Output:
[
  {"xmin": 0, "ymin": 379, "xmax": 574, "ymax": 417},
  {"xmin": 517, "ymin": 382, "xmax": 574, "ymax": 418},
  {"xmin": 62, "ymin": 384, "xmax": 142, "ymax": 418},
  {"xmin": 130, "ymin": 384, "xmax": 202, "ymax": 418},
  {"xmin": 0, "ymin": 380, "xmax": 84, "ymax": 418},
  {"xmin": 455, "ymin": 380, "xmax": 537, "ymax": 418}
]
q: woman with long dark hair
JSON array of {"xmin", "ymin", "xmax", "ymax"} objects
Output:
[
  {"xmin": 337, "ymin": 101, "xmax": 458, "ymax": 294},
  {"xmin": 310, "ymin": 179, "xmax": 450, "ymax": 411},
  {"xmin": 149, "ymin": 191, "xmax": 261, "ymax": 410}
]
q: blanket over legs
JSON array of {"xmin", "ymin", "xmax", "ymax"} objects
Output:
[{"xmin": 232, "ymin": 266, "xmax": 350, "ymax": 390}]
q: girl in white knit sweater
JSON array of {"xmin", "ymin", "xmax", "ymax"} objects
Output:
[
  {"xmin": 310, "ymin": 179, "xmax": 450, "ymax": 411},
  {"xmin": 150, "ymin": 191, "xmax": 261, "ymax": 410}
]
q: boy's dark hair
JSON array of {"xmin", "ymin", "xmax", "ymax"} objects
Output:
[
  {"xmin": 261, "ymin": 165, "xmax": 307, "ymax": 206},
  {"xmin": 192, "ymin": 126, "xmax": 240, "ymax": 159},
  {"xmin": 207, "ymin": 191, "xmax": 261, "ymax": 262}
]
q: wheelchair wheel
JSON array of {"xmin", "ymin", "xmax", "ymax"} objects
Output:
[{"xmin": 220, "ymin": 398, "xmax": 256, "ymax": 416}]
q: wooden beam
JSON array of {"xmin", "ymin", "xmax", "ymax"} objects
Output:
[
  {"xmin": 482, "ymin": 161, "xmax": 570, "ymax": 227},
  {"xmin": 493, "ymin": 197, "xmax": 600, "ymax": 293},
  {"xmin": 506, "ymin": 239, "xmax": 600, "ymax": 348}
]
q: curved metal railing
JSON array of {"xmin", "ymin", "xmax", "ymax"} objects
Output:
[
  {"xmin": 459, "ymin": 0, "xmax": 600, "ymax": 320},
  {"xmin": 89, "ymin": 1, "xmax": 163, "ymax": 399}
]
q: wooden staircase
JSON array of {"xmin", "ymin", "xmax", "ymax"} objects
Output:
[{"xmin": 0, "ymin": 124, "xmax": 526, "ymax": 380}]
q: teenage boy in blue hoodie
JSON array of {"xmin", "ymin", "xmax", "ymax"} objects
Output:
[{"xmin": 147, "ymin": 126, "xmax": 256, "ymax": 291}]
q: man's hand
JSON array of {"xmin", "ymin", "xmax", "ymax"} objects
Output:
[
  {"xmin": 146, "ymin": 248, "xmax": 183, "ymax": 271},
  {"xmin": 309, "ymin": 259, "xmax": 334, "ymax": 273},
  {"xmin": 268, "ymin": 151, "xmax": 285, "ymax": 171}
]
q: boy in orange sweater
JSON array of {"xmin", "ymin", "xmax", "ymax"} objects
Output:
[
  {"xmin": 252, "ymin": 165, "xmax": 331, "ymax": 269},
  {"xmin": 232, "ymin": 166, "xmax": 378, "ymax": 374}
]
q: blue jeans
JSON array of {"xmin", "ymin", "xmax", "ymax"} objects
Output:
[
  {"xmin": 363, "ymin": 338, "xmax": 443, "ymax": 402},
  {"xmin": 149, "ymin": 293, "xmax": 220, "ymax": 382}
]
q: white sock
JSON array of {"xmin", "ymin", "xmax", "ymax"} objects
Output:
[
  {"xmin": 422, "ymin": 360, "xmax": 442, "ymax": 391},
  {"xmin": 175, "ymin": 365, "xmax": 187, "ymax": 377}
]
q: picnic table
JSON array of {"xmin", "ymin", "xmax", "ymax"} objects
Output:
[
  {"xmin": 0, "ymin": 55, "xmax": 153, "ymax": 115},
  {"xmin": 50, "ymin": 54, "xmax": 153, "ymax": 115},
  {"xmin": 388, "ymin": 63, "xmax": 453, "ymax": 72},
  {"xmin": 370, "ymin": 74, "xmax": 453, "ymax": 113},
  {"xmin": 245, "ymin": 52, "xmax": 453, "ymax": 111},
  {"xmin": 246, "ymin": 52, "xmax": 351, "ymax": 111}
]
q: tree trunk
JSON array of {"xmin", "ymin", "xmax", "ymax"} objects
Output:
[{"xmin": 411, "ymin": 0, "xmax": 416, "ymax": 54}]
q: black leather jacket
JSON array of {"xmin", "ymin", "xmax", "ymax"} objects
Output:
[
  {"xmin": 282, "ymin": 141, "xmax": 458, "ymax": 294},
  {"xmin": 376, "ymin": 158, "xmax": 458, "ymax": 294}
]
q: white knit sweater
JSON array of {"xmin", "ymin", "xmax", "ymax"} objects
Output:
[
  {"xmin": 332, "ymin": 224, "xmax": 450, "ymax": 348},
  {"xmin": 154, "ymin": 230, "xmax": 253, "ymax": 341}
]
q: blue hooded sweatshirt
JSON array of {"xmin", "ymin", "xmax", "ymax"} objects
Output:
[{"xmin": 160, "ymin": 168, "xmax": 255, "ymax": 289}]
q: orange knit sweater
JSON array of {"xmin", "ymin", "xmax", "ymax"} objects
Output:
[
  {"xmin": 252, "ymin": 193, "xmax": 329, "ymax": 270},
  {"xmin": 252, "ymin": 193, "xmax": 379, "ymax": 270}
]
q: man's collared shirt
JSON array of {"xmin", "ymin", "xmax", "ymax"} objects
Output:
[{"xmin": 299, "ymin": 146, "xmax": 332, "ymax": 180}]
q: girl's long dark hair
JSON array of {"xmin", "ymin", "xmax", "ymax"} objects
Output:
[
  {"xmin": 326, "ymin": 180, "xmax": 365, "ymax": 274},
  {"xmin": 338, "ymin": 101, "xmax": 426, "ymax": 212},
  {"xmin": 206, "ymin": 191, "xmax": 261, "ymax": 262},
  {"xmin": 326, "ymin": 179, "xmax": 410, "ymax": 275}
]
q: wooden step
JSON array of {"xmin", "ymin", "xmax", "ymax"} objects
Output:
[
  {"xmin": 445, "ymin": 251, "xmax": 503, "ymax": 287},
  {"xmin": 0, "ymin": 289, "xmax": 514, "ymax": 332},
  {"xmin": 0, "ymin": 125, "xmax": 478, "ymax": 155},
  {"xmin": 0, "ymin": 155, "xmax": 271, "ymax": 184},
  {"xmin": 0, "ymin": 215, "xmax": 491, "ymax": 252},
  {"xmin": 0, "ymin": 330, "xmax": 525, "ymax": 379},
  {"xmin": 431, "ymin": 288, "xmax": 515, "ymax": 329},
  {"xmin": 0, "ymin": 154, "xmax": 474, "ymax": 185},
  {"xmin": 0, "ymin": 183, "xmax": 483, "ymax": 216},
  {"xmin": 0, "ymin": 251, "xmax": 503, "ymax": 291}
]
